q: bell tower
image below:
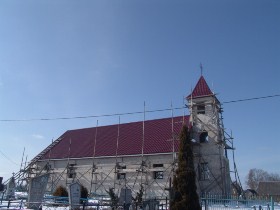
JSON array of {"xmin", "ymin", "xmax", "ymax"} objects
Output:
[{"xmin": 187, "ymin": 76, "xmax": 231, "ymax": 195}]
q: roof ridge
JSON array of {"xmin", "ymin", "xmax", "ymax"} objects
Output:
[{"xmin": 66, "ymin": 115, "xmax": 189, "ymax": 132}]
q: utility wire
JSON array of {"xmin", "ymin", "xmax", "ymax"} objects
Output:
[
  {"xmin": 0, "ymin": 94, "xmax": 279, "ymax": 122},
  {"xmin": 0, "ymin": 149, "xmax": 19, "ymax": 165},
  {"xmin": 222, "ymin": 94, "xmax": 280, "ymax": 104},
  {"xmin": 0, "ymin": 94, "xmax": 279, "ymax": 167},
  {"xmin": 0, "ymin": 107, "xmax": 184, "ymax": 122}
]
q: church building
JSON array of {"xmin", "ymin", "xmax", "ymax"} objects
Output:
[{"xmin": 25, "ymin": 76, "xmax": 232, "ymax": 200}]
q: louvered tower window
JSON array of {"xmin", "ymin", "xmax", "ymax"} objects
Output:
[{"xmin": 197, "ymin": 105, "xmax": 205, "ymax": 114}]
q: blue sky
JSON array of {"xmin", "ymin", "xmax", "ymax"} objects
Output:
[{"xmin": 0, "ymin": 0, "xmax": 279, "ymax": 187}]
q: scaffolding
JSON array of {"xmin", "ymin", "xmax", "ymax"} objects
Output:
[
  {"xmin": 188, "ymin": 90, "xmax": 235, "ymax": 195},
  {"xmin": 3, "ymin": 89, "xmax": 242, "ymax": 202}
]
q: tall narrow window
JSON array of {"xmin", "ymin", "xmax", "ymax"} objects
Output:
[
  {"xmin": 197, "ymin": 105, "xmax": 205, "ymax": 114},
  {"xmin": 199, "ymin": 162, "xmax": 210, "ymax": 180},
  {"xmin": 67, "ymin": 164, "xmax": 76, "ymax": 179}
]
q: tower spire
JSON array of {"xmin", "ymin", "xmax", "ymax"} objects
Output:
[{"xmin": 187, "ymin": 75, "xmax": 213, "ymax": 99}]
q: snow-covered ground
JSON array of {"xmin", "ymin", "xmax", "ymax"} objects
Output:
[
  {"xmin": 1, "ymin": 197, "xmax": 280, "ymax": 210},
  {"xmin": 203, "ymin": 205, "xmax": 280, "ymax": 210},
  {"xmin": 1, "ymin": 201, "xmax": 280, "ymax": 210}
]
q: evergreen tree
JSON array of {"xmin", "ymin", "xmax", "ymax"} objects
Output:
[
  {"xmin": 170, "ymin": 124, "xmax": 201, "ymax": 210},
  {"xmin": 107, "ymin": 188, "xmax": 119, "ymax": 210}
]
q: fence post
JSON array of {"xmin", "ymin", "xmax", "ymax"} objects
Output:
[
  {"xmin": 271, "ymin": 196, "xmax": 274, "ymax": 210},
  {"xmin": 19, "ymin": 199, "xmax": 23, "ymax": 209},
  {"xmin": 7, "ymin": 199, "xmax": 11, "ymax": 208},
  {"xmin": 0, "ymin": 192, "xmax": 3, "ymax": 204},
  {"xmin": 82, "ymin": 201, "xmax": 86, "ymax": 210}
]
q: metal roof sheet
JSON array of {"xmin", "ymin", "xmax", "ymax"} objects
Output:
[{"xmin": 39, "ymin": 116, "xmax": 189, "ymax": 160}]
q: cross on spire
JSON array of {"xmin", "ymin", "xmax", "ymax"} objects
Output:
[{"xmin": 200, "ymin": 63, "xmax": 203, "ymax": 76}]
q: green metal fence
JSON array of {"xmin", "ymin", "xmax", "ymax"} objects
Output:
[
  {"xmin": 1, "ymin": 194, "xmax": 279, "ymax": 210},
  {"xmin": 201, "ymin": 195, "xmax": 276, "ymax": 210}
]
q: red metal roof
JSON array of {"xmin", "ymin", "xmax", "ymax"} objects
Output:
[
  {"xmin": 187, "ymin": 76, "xmax": 213, "ymax": 99},
  {"xmin": 39, "ymin": 116, "xmax": 189, "ymax": 160}
]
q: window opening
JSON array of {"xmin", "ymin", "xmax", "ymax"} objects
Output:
[
  {"xmin": 117, "ymin": 173, "xmax": 126, "ymax": 180},
  {"xmin": 199, "ymin": 162, "xmax": 210, "ymax": 180},
  {"xmin": 153, "ymin": 164, "xmax": 163, "ymax": 168},
  {"xmin": 154, "ymin": 171, "xmax": 164, "ymax": 179},
  {"xmin": 199, "ymin": 131, "xmax": 208, "ymax": 143},
  {"xmin": 117, "ymin": 163, "xmax": 126, "ymax": 169},
  {"xmin": 67, "ymin": 164, "xmax": 76, "ymax": 179},
  {"xmin": 197, "ymin": 105, "xmax": 205, "ymax": 114}
]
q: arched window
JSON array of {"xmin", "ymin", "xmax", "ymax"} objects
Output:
[{"xmin": 199, "ymin": 131, "xmax": 208, "ymax": 143}]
